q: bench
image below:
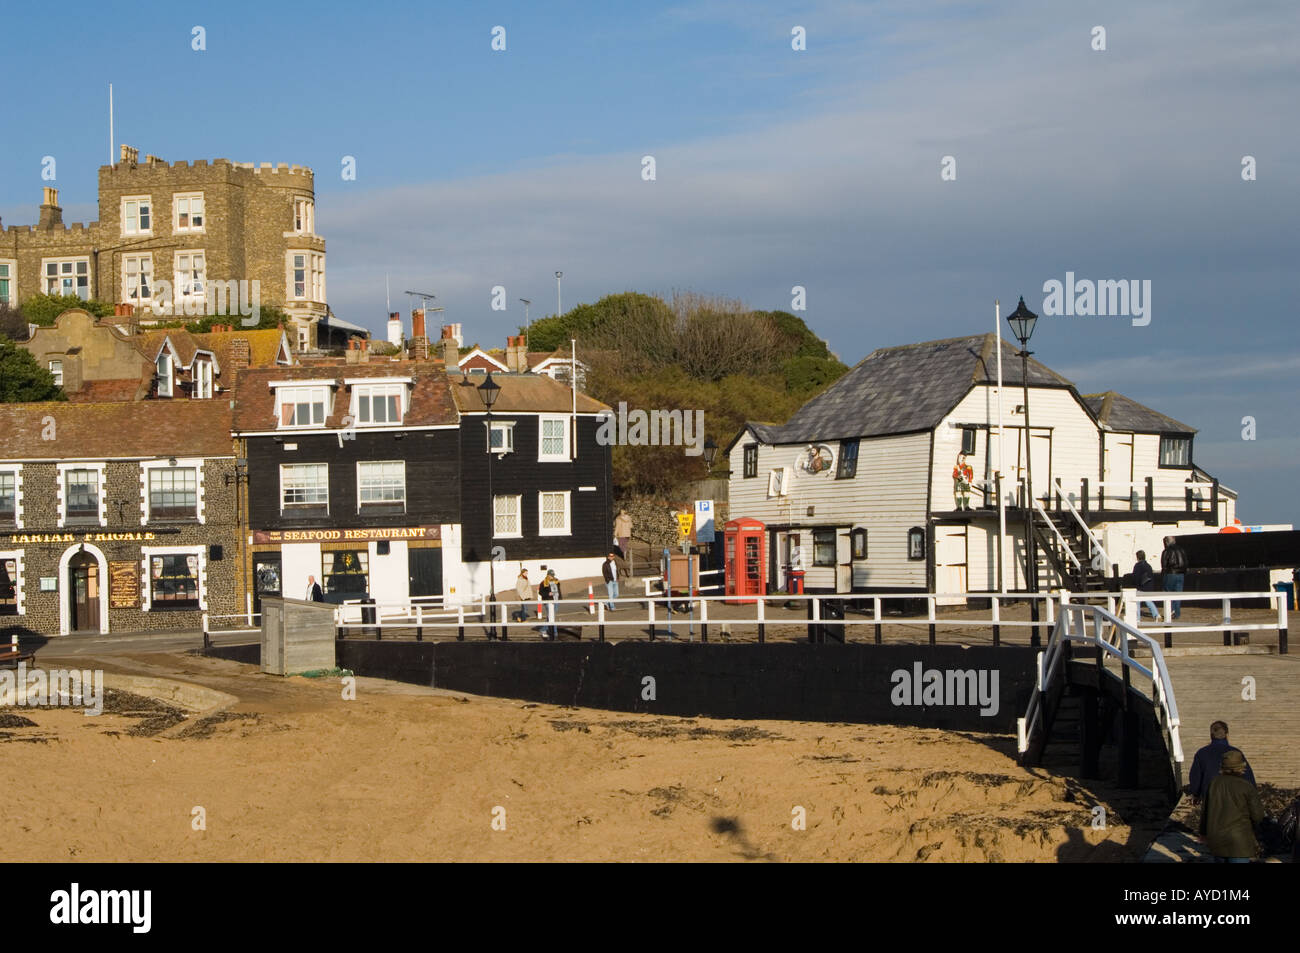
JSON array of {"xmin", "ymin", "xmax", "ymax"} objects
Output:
[{"xmin": 0, "ymin": 646, "xmax": 36, "ymax": 669}]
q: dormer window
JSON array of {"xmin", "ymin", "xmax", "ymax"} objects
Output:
[
  {"xmin": 277, "ymin": 385, "xmax": 329, "ymax": 427},
  {"xmin": 156, "ymin": 354, "xmax": 173, "ymax": 397},
  {"xmin": 194, "ymin": 360, "xmax": 213, "ymax": 399},
  {"xmin": 352, "ymin": 382, "xmax": 405, "ymax": 426}
]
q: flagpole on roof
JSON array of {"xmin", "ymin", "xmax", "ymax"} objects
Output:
[{"xmin": 996, "ymin": 299, "xmax": 1006, "ymax": 593}]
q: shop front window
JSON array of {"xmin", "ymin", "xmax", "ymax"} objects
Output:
[
  {"xmin": 150, "ymin": 553, "xmax": 200, "ymax": 609},
  {"xmin": 322, "ymin": 550, "xmax": 369, "ymax": 598}
]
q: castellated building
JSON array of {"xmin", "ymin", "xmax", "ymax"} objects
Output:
[{"xmin": 0, "ymin": 144, "xmax": 327, "ymax": 349}]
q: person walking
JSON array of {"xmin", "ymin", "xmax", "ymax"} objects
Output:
[
  {"xmin": 1133, "ymin": 551, "xmax": 1160, "ymax": 620},
  {"xmin": 1188, "ymin": 721, "xmax": 1256, "ymax": 804},
  {"xmin": 511, "ymin": 568, "xmax": 533, "ymax": 624},
  {"xmin": 539, "ymin": 569, "xmax": 562, "ymax": 640},
  {"xmin": 601, "ymin": 552, "xmax": 620, "ymax": 611},
  {"xmin": 306, "ymin": 575, "xmax": 323, "ymax": 602},
  {"xmin": 614, "ymin": 509, "xmax": 633, "ymax": 557},
  {"xmin": 1200, "ymin": 749, "xmax": 1265, "ymax": 863},
  {"xmin": 1160, "ymin": 535, "xmax": 1189, "ymax": 620}
]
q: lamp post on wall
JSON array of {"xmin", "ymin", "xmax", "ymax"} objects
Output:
[
  {"xmin": 1006, "ymin": 296, "xmax": 1040, "ymax": 645},
  {"xmin": 478, "ymin": 371, "xmax": 502, "ymax": 640}
]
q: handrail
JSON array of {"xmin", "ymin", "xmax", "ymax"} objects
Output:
[
  {"xmin": 1053, "ymin": 483, "xmax": 1112, "ymax": 569},
  {"xmin": 1031, "ymin": 496, "xmax": 1082, "ymax": 570},
  {"xmin": 1018, "ymin": 597, "xmax": 1183, "ymax": 767}
]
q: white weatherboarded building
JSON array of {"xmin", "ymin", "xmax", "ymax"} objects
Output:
[{"xmin": 726, "ymin": 334, "xmax": 1234, "ymax": 599}]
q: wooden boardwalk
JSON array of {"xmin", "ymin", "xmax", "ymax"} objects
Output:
[{"xmin": 1164, "ymin": 653, "xmax": 1300, "ymax": 787}]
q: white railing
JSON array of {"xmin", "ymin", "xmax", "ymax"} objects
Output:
[
  {"xmin": 1118, "ymin": 589, "xmax": 1288, "ymax": 644},
  {"xmin": 641, "ymin": 568, "xmax": 725, "ymax": 598},
  {"xmin": 1018, "ymin": 598, "xmax": 1184, "ymax": 769},
  {"xmin": 1052, "ymin": 481, "xmax": 1112, "ymax": 569},
  {"xmin": 1031, "ymin": 496, "xmax": 1082, "ymax": 571},
  {"xmin": 202, "ymin": 611, "xmax": 261, "ymax": 646},
  {"xmin": 335, "ymin": 595, "xmax": 487, "ymax": 629}
]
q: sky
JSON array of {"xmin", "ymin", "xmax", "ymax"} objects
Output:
[{"xmin": 2, "ymin": 0, "xmax": 1297, "ymax": 523}]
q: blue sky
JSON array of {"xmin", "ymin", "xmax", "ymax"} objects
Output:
[{"xmin": 2, "ymin": 0, "xmax": 1297, "ymax": 523}]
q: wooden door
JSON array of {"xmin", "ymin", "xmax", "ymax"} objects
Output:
[
  {"xmin": 935, "ymin": 525, "xmax": 968, "ymax": 604},
  {"xmin": 69, "ymin": 553, "xmax": 100, "ymax": 632},
  {"xmin": 408, "ymin": 548, "xmax": 443, "ymax": 598}
]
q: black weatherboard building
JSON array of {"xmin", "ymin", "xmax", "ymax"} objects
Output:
[
  {"xmin": 234, "ymin": 360, "xmax": 463, "ymax": 612},
  {"xmin": 449, "ymin": 372, "xmax": 614, "ymax": 595}
]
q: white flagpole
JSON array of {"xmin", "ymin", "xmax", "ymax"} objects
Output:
[
  {"xmin": 996, "ymin": 299, "xmax": 1006, "ymax": 592},
  {"xmin": 109, "ymin": 84, "xmax": 115, "ymax": 166}
]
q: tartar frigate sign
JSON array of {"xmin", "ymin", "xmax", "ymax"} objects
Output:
[
  {"xmin": 4, "ymin": 531, "xmax": 163, "ymax": 544},
  {"xmin": 251, "ymin": 526, "xmax": 442, "ymax": 544}
]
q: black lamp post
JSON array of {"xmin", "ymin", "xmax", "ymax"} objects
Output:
[
  {"xmin": 478, "ymin": 372, "xmax": 502, "ymax": 640},
  {"xmin": 1006, "ymin": 296, "xmax": 1040, "ymax": 645},
  {"xmin": 703, "ymin": 437, "xmax": 718, "ymax": 472}
]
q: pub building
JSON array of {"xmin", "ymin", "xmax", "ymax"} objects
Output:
[{"xmin": 0, "ymin": 401, "xmax": 240, "ymax": 636}]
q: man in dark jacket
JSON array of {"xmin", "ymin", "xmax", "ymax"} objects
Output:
[
  {"xmin": 1160, "ymin": 536, "xmax": 1189, "ymax": 619},
  {"xmin": 601, "ymin": 552, "xmax": 620, "ymax": 612},
  {"xmin": 1188, "ymin": 721, "xmax": 1256, "ymax": 803},
  {"xmin": 306, "ymin": 575, "xmax": 324, "ymax": 602},
  {"xmin": 1200, "ymin": 749, "xmax": 1264, "ymax": 862},
  {"xmin": 1133, "ymin": 551, "xmax": 1159, "ymax": 620}
]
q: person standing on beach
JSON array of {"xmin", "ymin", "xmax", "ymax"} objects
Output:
[
  {"xmin": 1160, "ymin": 536, "xmax": 1189, "ymax": 619},
  {"xmin": 1133, "ymin": 551, "xmax": 1160, "ymax": 620},
  {"xmin": 614, "ymin": 509, "xmax": 633, "ymax": 556},
  {"xmin": 601, "ymin": 552, "xmax": 620, "ymax": 611},
  {"xmin": 1188, "ymin": 721, "xmax": 1256, "ymax": 804},
  {"xmin": 1200, "ymin": 749, "xmax": 1265, "ymax": 863}
]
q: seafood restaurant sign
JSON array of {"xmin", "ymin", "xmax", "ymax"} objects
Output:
[{"xmin": 251, "ymin": 526, "xmax": 442, "ymax": 544}]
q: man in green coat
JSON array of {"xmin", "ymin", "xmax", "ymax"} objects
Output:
[{"xmin": 1199, "ymin": 749, "xmax": 1264, "ymax": 862}]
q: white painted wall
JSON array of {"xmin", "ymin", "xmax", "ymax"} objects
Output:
[
  {"xmin": 281, "ymin": 542, "xmax": 320, "ymax": 600},
  {"xmin": 368, "ymin": 539, "xmax": 409, "ymax": 605}
]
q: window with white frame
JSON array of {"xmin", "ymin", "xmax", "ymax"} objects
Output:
[
  {"xmin": 767, "ymin": 467, "xmax": 790, "ymax": 498},
  {"xmin": 358, "ymin": 461, "xmax": 405, "ymax": 506},
  {"xmin": 194, "ymin": 359, "xmax": 213, "ymax": 399},
  {"xmin": 48, "ymin": 361, "xmax": 63, "ymax": 387},
  {"xmin": 289, "ymin": 252, "xmax": 307, "ymax": 299},
  {"xmin": 538, "ymin": 491, "xmax": 571, "ymax": 536},
  {"xmin": 122, "ymin": 254, "xmax": 153, "ymax": 304},
  {"xmin": 147, "ymin": 467, "xmax": 199, "ymax": 520},
  {"xmin": 173, "ymin": 193, "xmax": 204, "ymax": 232},
  {"xmin": 64, "ymin": 468, "xmax": 101, "ymax": 522},
  {"xmin": 311, "ymin": 253, "xmax": 325, "ymax": 300},
  {"xmin": 43, "ymin": 258, "xmax": 89, "ymax": 298},
  {"xmin": 294, "ymin": 198, "xmax": 314, "ymax": 234},
  {"xmin": 488, "ymin": 420, "xmax": 515, "ymax": 454},
  {"xmin": 287, "ymin": 251, "xmax": 325, "ymax": 301},
  {"xmin": 121, "ymin": 196, "xmax": 152, "ymax": 235},
  {"xmin": 353, "ymin": 383, "xmax": 404, "ymax": 425},
  {"xmin": 0, "ymin": 261, "xmax": 15, "ymax": 306},
  {"xmin": 493, "ymin": 494, "xmax": 522, "ymax": 537},
  {"xmin": 156, "ymin": 353, "xmax": 173, "ymax": 396},
  {"xmin": 281, "ymin": 463, "xmax": 329, "ymax": 508},
  {"xmin": 277, "ymin": 385, "xmax": 329, "ymax": 427},
  {"xmin": 0, "ymin": 471, "xmax": 17, "ymax": 524},
  {"xmin": 146, "ymin": 551, "xmax": 201, "ymax": 610},
  {"xmin": 174, "ymin": 251, "xmax": 205, "ymax": 304},
  {"xmin": 539, "ymin": 415, "xmax": 570, "ymax": 461}
]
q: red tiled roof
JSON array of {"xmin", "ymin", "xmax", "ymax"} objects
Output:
[
  {"xmin": 66, "ymin": 379, "xmax": 150, "ymax": 402},
  {"xmin": 0, "ymin": 400, "xmax": 235, "ymax": 460}
]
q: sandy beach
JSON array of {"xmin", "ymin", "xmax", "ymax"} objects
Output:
[{"xmin": 0, "ymin": 652, "xmax": 1172, "ymax": 862}]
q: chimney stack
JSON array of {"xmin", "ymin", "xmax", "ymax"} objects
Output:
[
  {"xmin": 506, "ymin": 334, "xmax": 528, "ymax": 373},
  {"xmin": 411, "ymin": 308, "xmax": 426, "ymax": 340},
  {"xmin": 439, "ymin": 325, "xmax": 458, "ymax": 366},
  {"xmin": 230, "ymin": 339, "xmax": 251, "ymax": 371},
  {"xmin": 387, "ymin": 311, "xmax": 403, "ymax": 347},
  {"xmin": 119, "ymin": 144, "xmax": 139, "ymax": 166},
  {"xmin": 39, "ymin": 187, "xmax": 62, "ymax": 228}
]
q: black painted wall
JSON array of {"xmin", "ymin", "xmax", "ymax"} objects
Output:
[
  {"xmin": 460, "ymin": 414, "xmax": 613, "ymax": 563},
  {"xmin": 246, "ymin": 430, "xmax": 460, "ymax": 529},
  {"xmin": 336, "ymin": 640, "xmax": 1037, "ymax": 733}
]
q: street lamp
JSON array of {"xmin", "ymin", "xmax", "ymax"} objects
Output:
[
  {"xmin": 703, "ymin": 437, "xmax": 718, "ymax": 472},
  {"xmin": 519, "ymin": 298, "xmax": 531, "ymax": 332},
  {"xmin": 479, "ymin": 372, "xmax": 502, "ymax": 640},
  {"xmin": 1006, "ymin": 295, "xmax": 1040, "ymax": 645}
]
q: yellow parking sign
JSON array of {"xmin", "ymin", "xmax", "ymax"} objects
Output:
[{"xmin": 676, "ymin": 513, "xmax": 694, "ymax": 538}]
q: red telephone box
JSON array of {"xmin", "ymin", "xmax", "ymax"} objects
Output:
[{"xmin": 724, "ymin": 518, "xmax": 766, "ymax": 603}]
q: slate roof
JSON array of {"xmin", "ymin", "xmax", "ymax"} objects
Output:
[
  {"xmin": 1083, "ymin": 391, "xmax": 1195, "ymax": 434},
  {"xmin": 447, "ymin": 372, "xmax": 609, "ymax": 414},
  {"xmin": 0, "ymin": 400, "xmax": 235, "ymax": 460},
  {"xmin": 741, "ymin": 333, "xmax": 1073, "ymax": 446},
  {"xmin": 232, "ymin": 361, "xmax": 459, "ymax": 433}
]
